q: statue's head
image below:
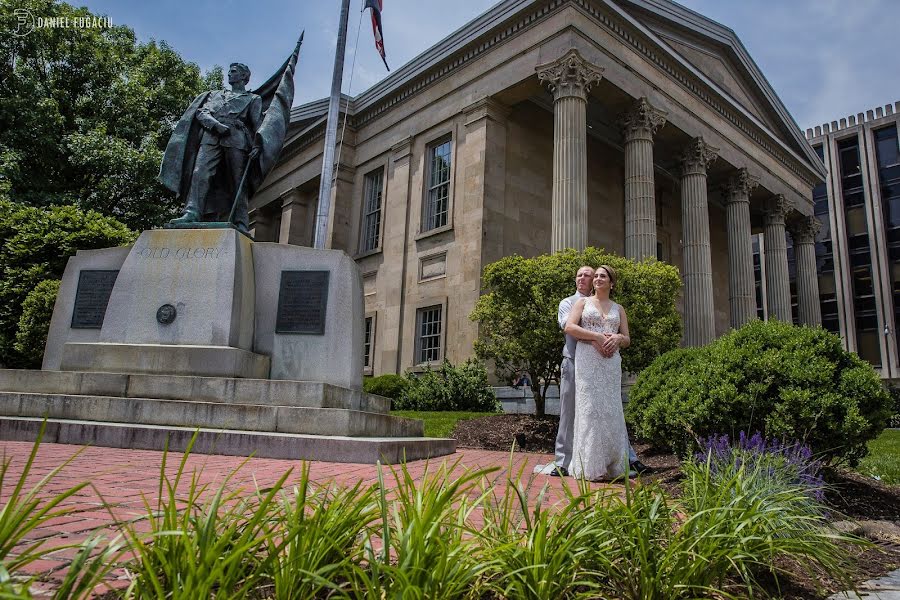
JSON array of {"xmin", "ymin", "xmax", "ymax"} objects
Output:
[{"xmin": 228, "ymin": 63, "xmax": 251, "ymax": 86}]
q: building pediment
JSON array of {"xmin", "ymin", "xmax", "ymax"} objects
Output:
[{"xmin": 285, "ymin": 0, "xmax": 823, "ymax": 182}]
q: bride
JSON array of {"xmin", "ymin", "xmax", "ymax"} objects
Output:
[{"xmin": 563, "ymin": 265, "xmax": 631, "ymax": 481}]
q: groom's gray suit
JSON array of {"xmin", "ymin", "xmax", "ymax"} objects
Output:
[{"xmin": 554, "ymin": 291, "xmax": 638, "ymax": 470}]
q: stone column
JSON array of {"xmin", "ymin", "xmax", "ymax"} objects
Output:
[
  {"xmin": 787, "ymin": 215, "xmax": 823, "ymax": 326},
  {"xmin": 279, "ymin": 187, "xmax": 314, "ymax": 246},
  {"xmin": 723, "ymin": 168, "xmax": 759, "ymax": 328},
  {"xmin": 679, "ymin": 137, "xmax": 719, "ymax": 346},
  {"xmin": 763, "ymin": 194, "xmax": 794, "ymax": 322},
  {"xmin": 537, "ymin": 49, "xmax": 603, "ymax": 252},
  {"xmin": 619, "ymin": 97, "xmax": 667, "ymax": 260}
]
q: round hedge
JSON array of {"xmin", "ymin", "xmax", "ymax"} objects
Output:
[{"xmin": 625, "ymin": 319, "xmax": 892, "ymax": 465}]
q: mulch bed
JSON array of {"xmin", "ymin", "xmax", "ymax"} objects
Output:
[{"xmin": 452, "ymin": 413, "xmax": 900, "ymax": 599}]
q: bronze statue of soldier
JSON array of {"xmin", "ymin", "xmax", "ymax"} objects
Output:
[{"xmin": 158, "ymin": 34, "xmax": 304, "ymax": 236}]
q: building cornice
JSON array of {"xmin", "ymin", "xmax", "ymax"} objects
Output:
[{"xmin": 287, "ymin": 0, "xmax": 821, "ymax": 187}]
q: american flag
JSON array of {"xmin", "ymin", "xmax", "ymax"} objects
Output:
[{"xmin": 364, "ymin": 0, "xmax": 389, "ymax": 71}]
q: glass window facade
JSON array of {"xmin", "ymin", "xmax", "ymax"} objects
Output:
[
  {"xmin": 812, "ymin": 145, "xmax": 839, "ymax": 334},
  {"xmin": 837, "ymin": 136, "xmax": 881, "ymax": 366},
  {"xmin": 361, "ymin": 168, "xmax": 384, "ymax": 253},
  {"xmin": 423, "ymin": 138, "xmax": 452, "ymax": 231},
  {"xmin": 874, "ymin": 125, "xmax": 900, "ymax": 342},
  {"xmin": 416, "ymin": 305, "xmax": 443, "ymax": 364}
]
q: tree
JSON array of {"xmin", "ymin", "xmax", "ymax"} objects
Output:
[
  {"xmin": 0, "ymin": 0, "xmax": 222, "ymax": 229},
  {"xmin": 470, "ymin": 248, "xmax": 682, "ymax": 417},
  {"xmin": 0, "ymin": 199, "xmax": 135, "ymax": 367}
]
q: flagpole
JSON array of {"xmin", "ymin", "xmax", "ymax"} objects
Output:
[{"xmin": 314, "ymin": 0, "xmax": 351, "ymax": 250}]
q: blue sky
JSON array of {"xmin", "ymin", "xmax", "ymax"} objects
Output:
[{"xmin": 74, "ymin": 0, "xmax": 898, "ymax": 130}]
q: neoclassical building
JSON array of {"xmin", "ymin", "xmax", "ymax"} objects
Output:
[
  {"xmin": 250, "ymin": 0, "xmax": 826, "ymax": 376},
  {"xmin": 752, "ymin": 101, "xmax": 899, "ymax": 380}
]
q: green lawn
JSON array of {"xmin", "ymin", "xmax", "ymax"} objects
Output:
[
  {"xmin": 856, "ymin": 429, "xmax": 900, "ymax": 485},
  {"xmin": 391, "ymin": 411, "xmax": 497, "ymax": 438}
]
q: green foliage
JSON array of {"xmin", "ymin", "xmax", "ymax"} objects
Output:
[
  {"xmin": 363, "ymin": 373, "xmax": 409, "ymax": 403},
  {"xmin": 0, "ymin": 0, "xmax": 221, "ymax": 228},
  {"xmin": 471, "ymin": 247, "xmax": 682, "ymax": 416},
  {"xmin": 0, "ymin": 423, "xmax": 124, "ymax": 598},
  {"xmin": 13, "ymin": 279, "xmax": 60, "ymax": 367},
  {"xmin": 626, "ymin": 319, "xmax": 893, "ymax": 465},
  {"xmin": 0, "ymin": 433, "xmax": 865, "ymax": 598},
  {"xmin": 351, "ymin": 462, "xmax": 493, "ymax": 599},
  {"xmin": 888, "ymin": 383, "xmax": 900, "ymax": 428},
  {"xmin": 390, "ymin": 411, "xmax": 497, "ymax": 438},
  {"xmin": 0, "ymin": 199, "xmax": 135, "ymax": 367},
  {"xmin": 396, "ymin": 359, "xmax": 500, "ymax": 412},
  {"xmin": 857, "ymin": 429, "xmax": 900, "ymax": 485}
]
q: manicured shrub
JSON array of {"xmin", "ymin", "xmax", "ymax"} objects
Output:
[
  {"xmin": 396, "ymin": 359, "xmax": 501, "ymax": 412},
  {"xmin": 888, "ymin": 383, "xmax": 900, "ymax": 428},
  {"xmin": 13, "ymin": 279, "xmax": 60, "ymax": 368},
  {"xmin": 363, "ymin": 373, "xmax": 409, "ymax": 403},
  {"xmin": 626, "ymin": 319, "xmax": 893, "ymax": 465}
]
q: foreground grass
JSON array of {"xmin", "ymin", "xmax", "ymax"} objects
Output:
[
  {"xmin": 391, "ymin": 411, "xmax": 497, "ymax": 437},
  {"xmin": 856, "ymin": 429, "xmax": 900, "ymax": 485}
]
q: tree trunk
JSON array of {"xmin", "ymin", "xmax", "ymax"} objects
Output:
[{"xmin": 532, "ymin": 382, "xmax": 545, "ymax": 418}]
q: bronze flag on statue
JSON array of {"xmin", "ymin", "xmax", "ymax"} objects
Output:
[{"xmin": 243, "ymin": 32, "xmax": 305, "ymax": 204}]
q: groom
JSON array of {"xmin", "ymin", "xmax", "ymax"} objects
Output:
[{"xmin": 552, "ymin": 265, "xmax": 652, "ymax": 476}]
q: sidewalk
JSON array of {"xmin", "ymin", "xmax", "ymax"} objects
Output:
[{"xmin": 0, "ymin": 441, "xmax": 605, "ymax": 594}]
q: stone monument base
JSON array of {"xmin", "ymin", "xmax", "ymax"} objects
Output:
[
  {"xmin": 59, "ymin": 342, "xmax": 270, "ymax": 379},
  {"xmin": 0, "ymin": 369, "xmax": 455, "ymax": 463}
]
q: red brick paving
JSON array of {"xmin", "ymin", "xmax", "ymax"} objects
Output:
[{"xmin": 1, "ymin": 441, "xmax": 619, "ymax": 595}]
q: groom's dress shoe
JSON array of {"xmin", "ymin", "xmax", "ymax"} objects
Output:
[
  {"xmin": 549, "ymin": 466, "xmax": 568, "ymax": 477},
  {"xmin": 630, "ymin": 460, "xmax": 654, "ymax": 474}
]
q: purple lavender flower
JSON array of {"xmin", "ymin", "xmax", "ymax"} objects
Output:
[{"xmin": 696, "ymin": 430, "xmax": 825, "ymax": 502}]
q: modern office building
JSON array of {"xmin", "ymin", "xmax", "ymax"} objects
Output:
[
  {"xmin": 753, "ymin": 101, "xmax": 899, "ymax": 380},
  {"xmin": 251, "ymin": 0, "xmax": 827, "ymax": 377}
]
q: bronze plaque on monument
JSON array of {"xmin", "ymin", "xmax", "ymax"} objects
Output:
[
  {"xmin": 276, "ymin": 271, "xmax": 330, "ymax": 334},
  {"xmin": 71, "ymin": 270, "xmax": 119, "ymax": 329}
]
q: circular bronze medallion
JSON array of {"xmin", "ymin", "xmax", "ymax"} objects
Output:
[{"xmin": 156, "ymin": 304, "xmax": 177, "ymax": 325}]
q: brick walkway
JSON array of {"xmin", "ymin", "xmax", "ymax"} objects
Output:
[{"xmin": 0, "ymin": 441, "xmax": 617, "ymax": 594}]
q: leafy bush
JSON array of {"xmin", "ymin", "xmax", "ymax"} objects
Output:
[
  {"xmin": 363, "ymin": 373, "xmax": 409, "ymax": 404},
  {"xmin": 396, "ymin": 359, "xmax": 500, "ymax": 412},
  {"xmin": 13, "ymin": 279, "xmax": 60, "ymax": 368},
  {"xmin": 626, "ymin": 319, "xmax": 893, "ymax": 465},
  {"xmin": 0, "ymin": 199, "xmax": 135, "ymax": 367},
  {"xmin": 888, "ymin": 384, "xmax": 900, "ymax": 428},
  {"xmin": 471, "ymin": 247, "xmax": 682, "ymax": 416}
]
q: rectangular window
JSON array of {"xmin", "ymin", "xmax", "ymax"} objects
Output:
[
  {"xmin": 364, "ymin": 316, "xmax": 373, "ymax": 369},
  {"xmin": 423, "ymin": 138, "xmax": 452, "ymax": 232},
  {"xmin": 874, "ymin": 125, "xmax": 900, "ymax": 340},
  {"xmin": 839, "ymin": 136, "xmax": 881, "ymax": 367},
  {"xmin": 361, "ymin": 168, "xmax": 384, "ymax": 253},
  {"xmin": 415, "ymin": 305, "xmax": 443, "ymax": 364}
]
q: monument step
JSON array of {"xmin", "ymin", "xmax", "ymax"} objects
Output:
[
  {"xmin": 60, "ymin": 342, "xmax": 270, "ymax": 379},
  {"xmin": 0, "ymin": 416, "xmax": 454, "ymax": 464},
  {"xmin": 0, "ymin": 369, "xmax": 390, "ymax": 413},
  {"xmin": 0, "ymin": 391, "xmax": 420, "ymax": 438}
]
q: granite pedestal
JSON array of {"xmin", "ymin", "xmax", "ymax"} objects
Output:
[{"xmin": 0, "ymin": 229, "xmax": 454, "ymax": 463}]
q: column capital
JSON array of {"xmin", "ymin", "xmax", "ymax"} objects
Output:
[
  {"xmin": 723, "ymin": 168, "xmax": 759, "ymax": 203},
  {"xmin": 787, "ymin": 214, "xmax": 821, "ymax": 244},
  {"xmin": 764, "ymin": 194, "xmax": 794, "ymax": 226},
  {"xmin": 680, "ymin": 136, "xmax": 719, "ymax": 176},
  {"xmin": 618, "ymin": 97, "xmax": 667, "ymax": 141},
  {"xmin": 536, "ymin": 49, "xmax": 603, "ymax": 102}
]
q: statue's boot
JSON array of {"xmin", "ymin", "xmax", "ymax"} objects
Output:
[{"xmin": 168, "ymin": 209, "xmax": 200, "ymax": 226}]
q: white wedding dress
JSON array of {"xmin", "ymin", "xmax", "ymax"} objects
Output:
[{"xmin": 570, "ymin": 301, "xmax": 630, "ymax": 481}]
